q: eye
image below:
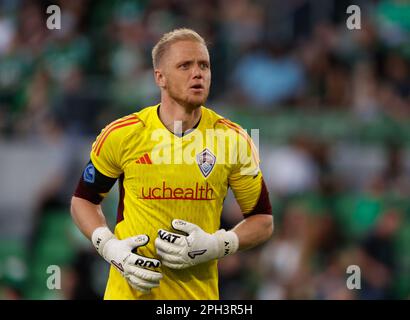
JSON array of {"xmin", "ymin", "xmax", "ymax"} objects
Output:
[
  {"xmin": 200, "ymin": 62, "xmax": 209, "ymax": 69},
  {"xmin": 179, "ymin": 63, "xmax": 189, "ymax": 70}
]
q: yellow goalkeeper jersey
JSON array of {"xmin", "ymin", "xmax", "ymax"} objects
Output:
[{"xmin": 90, "ymin": 104, "xmax": 268, "ymax": 300}]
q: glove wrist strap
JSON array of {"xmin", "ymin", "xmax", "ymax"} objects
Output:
[
  {"xmin": 214, "ymin": 230, "xmax": 239, "ymax": 258},
  {"xmin": 91, "ymin": 226, "xmax": 115, "ymax": 256}
]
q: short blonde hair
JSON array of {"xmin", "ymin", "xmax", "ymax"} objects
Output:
[{"xmin": 152, "ymin": 28, "xmax": 207, "ymax": 68}]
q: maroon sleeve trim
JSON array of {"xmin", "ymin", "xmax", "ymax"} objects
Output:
[
  {"xmin": 244, "ymin": 178, "xmax": 272, "ymax": 218},
  {"xmin": 116, "ymin": 174, "xmax": 125, "ymax": 224},
  {"xmin": 73, "ymin": 179, "xmax": 104, "ymax": 205}
]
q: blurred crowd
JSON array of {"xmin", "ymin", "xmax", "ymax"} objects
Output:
[{"xmin": 0, "ymin": 0, "xmax": 409, "ymax": 299}]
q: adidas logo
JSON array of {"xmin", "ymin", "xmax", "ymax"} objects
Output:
[{"xmin": 136, "ymin": 153, "xmax": 152, "ymax": 164}]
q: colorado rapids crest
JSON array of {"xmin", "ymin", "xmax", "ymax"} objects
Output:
[{"xmin": 196, "ymin": 148, "xmax": 216, "ymax": 178}]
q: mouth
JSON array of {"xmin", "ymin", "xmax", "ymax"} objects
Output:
[{"xmin": 190, "ymin": 84, "xmax": 204, "ymax": 92}]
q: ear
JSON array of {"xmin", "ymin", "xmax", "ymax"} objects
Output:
[{"xmin": 154, "ymin": 69, "xmax": 166, "ymax": 88}]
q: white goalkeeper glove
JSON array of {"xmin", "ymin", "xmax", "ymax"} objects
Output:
[
  {"xmin": 92, "ymin": 227, "xmax": 162, "ymax": 294},
  {"xmin": 155, "ymin": 219, "xmax": 239, "ymax": 269}
]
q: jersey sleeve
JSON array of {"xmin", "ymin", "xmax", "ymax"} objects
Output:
[{"xmin": 227, "ymin": 122, "xmax": 272, "ymax": 217}]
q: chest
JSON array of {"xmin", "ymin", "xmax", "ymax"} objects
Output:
[{"xmin": 121, "ymin": 133, "xmax": 232, "ymax": 199}]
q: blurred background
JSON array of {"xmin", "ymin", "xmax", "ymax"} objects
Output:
[{"xmin": 0, "ymin": 0, "xmax": 409, "ymax": 300}]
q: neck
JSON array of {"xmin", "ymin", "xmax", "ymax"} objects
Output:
[{"xmin": 158, "ymin": 97, "xmax": 202, "ymax": 135}]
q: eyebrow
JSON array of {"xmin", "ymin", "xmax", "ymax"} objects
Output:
[
  {"xmin": 176, "ymin": 59, "xmax": 210, "ymax": 66},
  {"xmin": 176, "ymin": 60, "xmax": 192, "ymax": 66}
]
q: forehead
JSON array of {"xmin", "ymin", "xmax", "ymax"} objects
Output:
[{"xmin": 166, "ymin": 40, "xmax": 210, "ymax": 63}]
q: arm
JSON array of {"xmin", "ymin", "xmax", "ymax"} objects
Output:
[
  {"xmin": 232, "ymin": 214, "xmax": 273, "ymax": 251},
  {"xmin": 72, "ymin": 157, "xmax": 163, "ymax": 293},
  {"xmin": 226, "ymin": 123, "xmax": 273, "ymax": 250},
  {"xmin": 70, "ymin": 196, "xmax": 108, "ymax": 240}
]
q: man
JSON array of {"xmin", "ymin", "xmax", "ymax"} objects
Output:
[{"xmin": 71, "ymin": 28, "xmax": 273, "ymax": 300}]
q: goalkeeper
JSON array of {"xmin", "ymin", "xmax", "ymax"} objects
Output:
[{"xmin": 71, "ymin": 28, "xmax": 273, "ymax": 300}]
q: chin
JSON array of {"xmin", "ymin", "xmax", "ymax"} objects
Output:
[
  {"xmin": 187, "ymin": 95, "xmax": 208, "ymax": 108},
  {"xmin": 171, "ymin": 92, "xmax": 208, "ymax": 109},
  {"xmin": 179, "ymin": 100, "xmax": 201, "ymax": 110},
  {"xmin": 189, "ymin": 100, "xmax": 205, "ymax": 108}
]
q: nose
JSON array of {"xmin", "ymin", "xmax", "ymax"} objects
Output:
[{"xmin": 192, "ymin": 64, "xmax": 203, "ymax": 79}]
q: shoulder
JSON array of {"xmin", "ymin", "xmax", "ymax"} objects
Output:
[
  {"xmin": 100, "ymin": 113, "xmax": 142, "ymax": 139},
  {"xmin": 100, "ymin": 105, "xmax": 159, "ymax": 139},
  {"xmin": 93, "ymin": 105, "xmax": 160, "ymax": 155},
  {"xmin": 202, "ymin": 106, "xmax": 249, "ymax": 138},
  {"xmin": 133, "ymin": 104, "xmax": 159, "ymax": 125},
  {"xmin": 203, "ymin": 107, "xmax": 258, "ymax": 163}
]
